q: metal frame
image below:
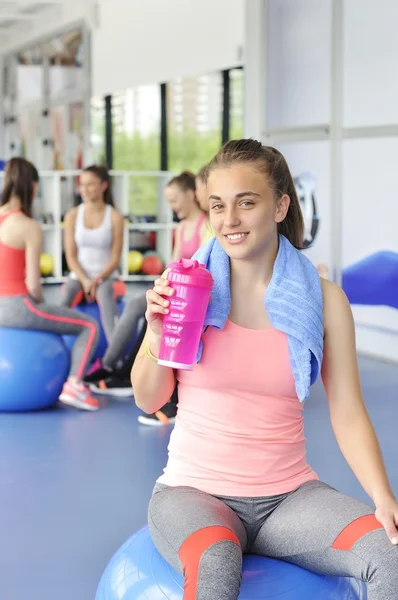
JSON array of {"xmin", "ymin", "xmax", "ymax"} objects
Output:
[
  {"xmin": 330, "ymin": 0, "xmax": 344, "ymax": 287},
  {"xmin": 160, "ymin": 82, "xmax": 168, "ymax": 171},
  {"xmin": 244, "ymin": 0, "xmax": 268, "ymax": 140},
  {"xmin": 104, "ymin": 95, "xmax": 113, "ymax": 168},
  {"xmin": 222, "ymin": 69, "xmax": 230, "ymax": 144}
]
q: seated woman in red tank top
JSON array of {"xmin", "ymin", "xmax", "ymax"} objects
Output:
[{"xmin": 0, "ymin": 157, "xmax": 100, "ymax": 411}]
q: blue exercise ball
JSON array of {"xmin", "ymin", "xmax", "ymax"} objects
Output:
[
  {"xmin": 342, "ymin": 250, "xmax": 398, "ymax": 309},
  {"xmin": 63, "ymin": 299, "xmax": 125, "ymax": 361},
  {"xmin": 96, "ymin": 526, "xmax": 367, "ymax": 600},
  {"xmin": 0, "ymin": 328, "xmax": 70, "ymax": 412}
]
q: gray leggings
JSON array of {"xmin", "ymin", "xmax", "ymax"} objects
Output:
[
  {"xmin": 149, "ymin": 480, "xmax": 398, "ymax": 600},
  {"xmin": 60, "ymin": 277, "xmax": 119, "ymax": 342},
  {"xmin": 101, "ymin": 291, "xmax": 146, "ymax": 369},
  {"xmin": 0, "ymin": 295, "xmax": 99, "ymax": 379}
]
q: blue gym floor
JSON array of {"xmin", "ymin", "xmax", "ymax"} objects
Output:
[{"xmin": 0, "ymin": 355, "xmax": 397, "ymax": 600}]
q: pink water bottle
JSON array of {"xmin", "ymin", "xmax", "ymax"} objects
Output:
[{"xmin": 158, "ymin": 259, "xmax": 214, "ymax": 370}]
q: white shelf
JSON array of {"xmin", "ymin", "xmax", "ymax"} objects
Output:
[
  {"xmin": 41, "ymin": 224, "xmax": 58, "ymax": 231},
  {"xmin": 123, "ymin": 275, "xmax": 158, "ymax": 282},
  {"xmin": 41, "ymin": 276, "xmax": 65, "ymax": 284},
  {"xmin": 20, "ymin": 169, "xmax": 175, "ymax": 285},
  {"xmin": 41, "ymin": 275, "xmax": 158, "ymax": 284}
]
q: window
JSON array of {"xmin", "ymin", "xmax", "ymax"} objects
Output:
[
  {"xmin": 167, "ymin": 72, "xmax": 223, "ymax": 173},
  {"xmin": 91, "ymin": 96, "xmax": 106, "ymax": 164},
  {"xmin": 230, "ymin": 68, "xmax": 244, "ymax": 138},
  {"xmin": 112, "ymin": 85, "xmax": 161, "ymax": 215}
]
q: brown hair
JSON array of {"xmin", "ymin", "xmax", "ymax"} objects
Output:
[
  {"xmin": 206, "ymin": 139, "xmax": 304, "ymax": 249},
  {"xmin": 167, "ymin": 170, "xmax": 196, "ymax": 193},
  {"xmin": 83, "ymin": 165, "xmax": 114, "ymax": 206},
  {"xmin": 196, "ymin": 165, "xmax": 208, "ymax": 183},
  {"xmin": 0, "ymin": 157, "xmax": 39, "ymax": 217}
]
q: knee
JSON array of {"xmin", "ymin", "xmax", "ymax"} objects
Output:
[
  {"xmin": 179, "ymin": 527, "xmax": 242, "ymax": 597},
  {"xmin": 123, "ymin": 295, "xmax": 146, "ymax": 320},
  {"xmin": 179, "ymin": 527, "xmax": 242, "ymax": 576},
  {"xmin": 352, "ymin": 527, "xmax": 398, "ymax": 585},
  {"xmin": 97, "ymin": 280, "xmax": 113, "ymax": 296},
  {"xmin": 370, "ymin": 543, "xmax": 398, "ymax": 583}
]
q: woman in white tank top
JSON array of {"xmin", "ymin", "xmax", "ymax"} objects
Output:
[{"xmin": 61, "ymin": 166, "xmax": 124, "ymax": 343}]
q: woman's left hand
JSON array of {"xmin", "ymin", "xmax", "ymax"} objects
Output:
[
  {"xmin": 87, "ymin": 279, "xmax": 99, "ymax": 301},
  {"xmin": 375, "ymin": 497, "xmax": 398, "ymax": 545}
]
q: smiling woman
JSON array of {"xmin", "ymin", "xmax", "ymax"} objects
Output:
[
  {"xmin": 207, "ymin": 141, "xmax": 303, "ymax": 253},
  {"xmin": 132, "ymin": 138, "xmax": 398, "ymax": 600}
]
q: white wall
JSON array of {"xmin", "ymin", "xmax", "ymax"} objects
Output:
[
  {"xmin": 266, "ymin": 0, "xmax": 333, "ymax": 269},
  {"xmin": 344, "ymin": 0, "xmax": 398, "ymax": 127},
  {"xmin": 92, "ymin": 0, "xmax": 244, "ymax": 96},
  {"xmin": 0, "ymin": 0, "xmax": 244, "ymax": 97},
  {"xmin": 245, "ymin": 0, "xmax": 398, "ymax": 362},
  {"xmin": 266, "ymin": 0, "xmax": 331, "ymax": 129}
]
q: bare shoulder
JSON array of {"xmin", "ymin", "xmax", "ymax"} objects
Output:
[
  {"xmin": 111, "ymin": 207, "xmax": 124, "ymax": 224},
  {"xmin": 321, "ymin": 277, "xmax": 354, "ymax": 334},
  {"xmin": 24, "ymin": 216, "xmax": 43, "ymax": 241},
  {"xmin": 64, "ymin": 206, "xmax": 78, "ymax": 224}
]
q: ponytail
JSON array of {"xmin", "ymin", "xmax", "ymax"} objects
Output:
[{"xmin": 167, "ymin": 170, "xmax": 196, "ymax": 193}]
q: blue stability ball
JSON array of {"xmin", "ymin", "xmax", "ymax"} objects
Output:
[
  {"xmin": 96, "ymin": 527, "xmax": 367, "ymax": 600},
  {"xmin": 63, "ymin": 299, "xmax": 125, "ymax": 361},
  {"xmin": 0, "ymin": 328, "xmax": 70, "ymax": 412}
]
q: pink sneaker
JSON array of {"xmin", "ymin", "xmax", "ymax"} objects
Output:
[{"xmin": 59, "ymin": 382, "xmax": 100, "ymax": 411}]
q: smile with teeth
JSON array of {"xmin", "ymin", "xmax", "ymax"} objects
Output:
[{"xmin": 225, "ymin": 233, "xmax": 248, "ymax": 240}]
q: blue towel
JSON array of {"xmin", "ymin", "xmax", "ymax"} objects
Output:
[{"xmin": 192, "ymin": 234, "xmax": 324, "ymax": 402}]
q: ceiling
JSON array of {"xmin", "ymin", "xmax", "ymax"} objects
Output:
[{"xmin": 0, "ymin": 1, "xmax": 67, "ymax": 49}]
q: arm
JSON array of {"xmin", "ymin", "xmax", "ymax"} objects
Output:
[
  {"xmin": 95, "ymin": 210, "xmax": 124, "ymax": 281},
  {"xmin": 131, "ymin": 328, "xmax": 177, "ymax": 413},
  {"xmin": 321, "ymin": 280, "xmax": 398, "ymax": 542},
  {"xmin": 63, "ymin": 208, "xmax": 90, "ymax": 286},
  {"xmin": 25, "ymin": 221, "xmax": 44, "ymax": 303},
  {"xmin": 131, "ymin": 272, "xmax": 176, "ymax": 413}
]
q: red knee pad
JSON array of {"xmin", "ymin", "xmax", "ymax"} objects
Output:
[
  {"xmin": 332, "ymin": 514, "xmax": 383, "ymax": 551},
  {"xmin": 178, "ymin": 526, "xmax": 240, "ymax": 600}
]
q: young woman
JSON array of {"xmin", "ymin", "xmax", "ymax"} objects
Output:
[
  {"xmin": 131, "ymin": 139, "xmax": 398, "ymax": 599},
  {"xmin": 0, "ymin": 158, "xmax": 100, "ymax": 410},
  {"xmin": 167, "ymin": 171, "xmax": 208, "ymax": 260},
  {"xmin": 85, "ymin": 171, "xmax": 209, "ymax": 425},
  {"xmin": 61, "ymin": 165, "xmax": 124, "ymax": 344}
]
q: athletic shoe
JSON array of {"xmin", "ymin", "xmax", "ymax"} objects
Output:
[
  {"xmin": 89, "ymin": 376, "xmax": 133, "ymax": 398},
  {"xmin": 137, "ymin": 401, "xmax": 177, "ymax": 426},
  {"xmin": 59, "ymin": 382, "xmax": 100, "ymax": 411}
]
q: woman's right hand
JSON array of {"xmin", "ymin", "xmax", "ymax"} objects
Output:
[
  {"xmin": 145, "ymin": 274, "xmax": 174, "ymax": 341},
  {"xmin": 82, "ymin": 277, "xmax": 95, "ymax": 302}
]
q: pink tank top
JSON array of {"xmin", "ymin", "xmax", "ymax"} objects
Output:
[
  {"xmin": 179, "ymin": 213, "xmax": 206, "ymax": 259},
  {"xmin": 158, "ymin": 320, "xmax": 318, "ymax": 497}
]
